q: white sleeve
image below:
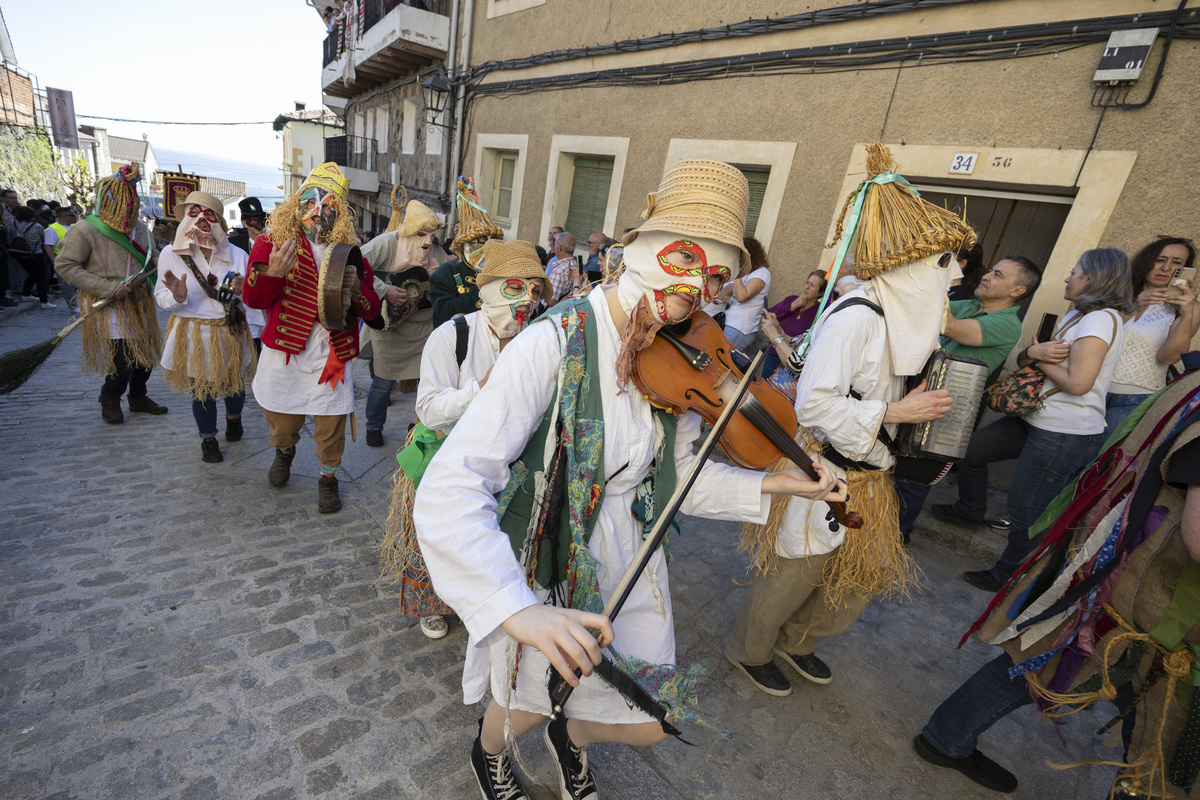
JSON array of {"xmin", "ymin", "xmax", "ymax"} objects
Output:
[
  {"xmin": 795, "ymin": 307, "xmax": 888, "ymax": 461},
  {"xmin": 44, "ymin": 228, "xmax": 59, "ymax": 247},
  {"xmin": 415, "ymin": 319, "xmax": 481, "ymax": 431},
  {"xmin": 675, "ymin": 411, "xmax": 772, "ymax": 523},
  {"xmin": 154, "ymin": 247, "xmax": 190, "ymax": 313},
  {"xmin": 414, "ymin": 321, "xmax": 563, "ymax": 646}
]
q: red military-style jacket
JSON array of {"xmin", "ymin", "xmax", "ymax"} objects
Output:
[{"xmin": 242, "ymin": 233, "xmax": 381, "ymax": 363}]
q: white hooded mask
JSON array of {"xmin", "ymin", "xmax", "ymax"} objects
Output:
[
  {"xmin": 617, "ymin": 230, "xmax": 740, "ymax": 323},
  {"xmin": 871, "ymin": 251, "xmax": 962, "ymax": 375},
  {"xmin": 478, "ymin": 276, "xmax": 543, "ymax": 339}
]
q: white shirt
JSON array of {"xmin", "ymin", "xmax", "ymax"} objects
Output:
[
  {"xmin": 723, "ymin": 266, "xmax": 772, "ymax": 333},
  {"xmin": 780, "ymin": 285, "xmax": 903, "ymax": 558},
  {"xmin": 1027, "ymin": 308, "xmax": 1125, "ymax": 435},
  {"xmin": 413, "ymin": 286, "xmax": 770, "ymax": 721},
  {"xmin": 1110, "ymin": 303, "xmax": 1175, "ymax": 394},
  {"xmin": 415, "ymin": 311, "xmax": 500, "ymax": 432},
  {"xmin": 155, "ymin": 242, "xmax": 255, "ymax": 376},
  {"xmin": 251, "ymin": 242, "xmax": 355, "ymax": 416}
]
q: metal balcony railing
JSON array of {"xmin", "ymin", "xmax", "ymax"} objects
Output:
[
  {"xmin": 324, "ymin": 135, "xmax": 348, "ymax": 167},
  {"xmin": 323, "ymin": 1, "xmax": 449, "ymax": 69},
  {"xmin": 348, "ymin": 136, "xmax": 378, "ymax": 172}
]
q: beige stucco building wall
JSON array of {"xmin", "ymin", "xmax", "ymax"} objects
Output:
[{"xmin": 460, "ymin": 0, "xmax": 1200, "ymax": 351}]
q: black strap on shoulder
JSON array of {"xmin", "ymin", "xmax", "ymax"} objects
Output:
[
  {"xmin": 453, "ymin": 314, "xmax": 469, "ymax": 368},
  {"xmin": 834, "ymin": 297, "xmax": 884, "ymax": 316}
]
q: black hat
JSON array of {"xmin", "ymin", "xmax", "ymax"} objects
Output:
[{"xmin": 238, "ymin": 197, "xmax": 266, "ymax": 218}]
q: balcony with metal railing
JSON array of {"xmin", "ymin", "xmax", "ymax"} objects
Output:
[
  {"xmin": 321, "ymin": 0, "xmax": 450, "ymax": 97},
  {"xmin": 324, "ymin": 134, "xmax": 380, "ymax": 195}
]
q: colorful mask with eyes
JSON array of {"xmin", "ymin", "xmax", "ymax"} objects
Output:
[
  {"xmin": 462, "ymin": 239, "xmax": 488, "ymax": 269},
  {"xmin": 296, "ymin": 187, "xmax": 340, "ymax": 241},
  {"xmin": 617, "ymin": 230, "xmax": 738, "ymax": 323},
  {"xmin": 478, "ymin": 276, "xmax": 544, "ymax": 338},
  {"xmin": 175, "ymin": 203, "xmax": 227, "ymax": 251}
]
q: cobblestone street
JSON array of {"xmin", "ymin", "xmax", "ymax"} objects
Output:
[{"xmin": 0, "ymin": 304, "xmax": 1122, "ymax": 799}]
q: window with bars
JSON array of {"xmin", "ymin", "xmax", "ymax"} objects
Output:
[{"xmin": 563, "ymin": 156, "xmax": 613, "ymax": 242}]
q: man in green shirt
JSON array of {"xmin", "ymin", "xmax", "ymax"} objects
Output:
[{"xmin": 898, "ymin": 255, "xmax": 1041, "ymax": 540}]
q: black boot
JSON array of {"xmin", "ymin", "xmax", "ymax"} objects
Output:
[
  {"xmin": 201, "ymin": 437, "xmax": 223, "ymax": 463},
  {"xmin": 225, "ymin": 416, "xmax": 243, "ymax": 442},
  {"xmin": 268, "ymin": 448, "xmax": 296, "ymax": 487},
  {"xmin": 128, "ymin": 395, "xmax": 168, "ymax": 415},
  {"xmin": 317, "ymin": 475, "xmax": 342, "ymax": 514},
  {"xmin": 100, "ymin": 396, "xmax": 124, "ymax": 424}
]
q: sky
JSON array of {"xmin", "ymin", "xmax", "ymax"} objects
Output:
[{"xmin": 1, "ymin": 0, "xmax": 329, "ymax": 171}]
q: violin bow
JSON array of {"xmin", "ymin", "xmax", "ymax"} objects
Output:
[{"xmin": 548, "ymin": 347, "xmax": 770, "ymax": 723}]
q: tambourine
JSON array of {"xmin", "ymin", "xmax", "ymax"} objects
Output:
[{"xmin": 317, "ymin": 243, "xmax": 362, "ymax": 332}]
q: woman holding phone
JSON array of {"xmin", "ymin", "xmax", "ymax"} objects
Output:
[{"xmin": 1103, "ymin": 235, "xmax": 1199, "ymax": 436}]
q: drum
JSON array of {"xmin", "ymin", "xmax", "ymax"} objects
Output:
[{"xmin": 317, "ymin": 243, "xmax": 363, "ymax": 332}]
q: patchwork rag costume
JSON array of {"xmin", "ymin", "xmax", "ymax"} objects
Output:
[
  {"xmin": 921, "ymin": 370, "xmax": 1200, "ymax": 799},
  {"xmin": 360, "ymin": 189, "xmax": 442, "ymax": 438},
  {"xmin": 154, "ymin": 191, "xmax": 260, "ymax": 461},
  {"xmin": 381, "ymin": 239, "xmax": 549, "ymax": 634},
  {"xmin": 54, "ymin": 162, "xmax": 166, "ymax": 423},
  {"xmin": 242, "ymin": 162, "xmax": 381, "ymax": 512},
  {"xmin": 428, "ymin": 178, "xmax": 503, "ymax": 327},
  {"xmin": 727, "ymin": 144, "xmax": 976, "ymax": 685}
]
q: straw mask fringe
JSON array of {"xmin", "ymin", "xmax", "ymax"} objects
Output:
[
  {"xmin": 77, "ymin": 288, "xmax": 163, "ymax": 377},
  {"xmin": 385, "ymin": 185, "xmax": 408, "ymax": 233},
  {"xmin": 161, "ymin": 315, "xmax": 257, "ymax": 402},
  {"xmin": 1027, "ymin": 605, "xmax": 1195, "ymax": 800}
]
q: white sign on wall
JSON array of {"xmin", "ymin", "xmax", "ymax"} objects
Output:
[{"xmin": 948, "ymin": 152, "xmax": 978, "ymax": 175}]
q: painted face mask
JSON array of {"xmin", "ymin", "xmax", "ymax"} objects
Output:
[
  {"xmin": 175, "ymin": 204, "xmax": 226, "ymax": 251},
  {"xmin": 297, "ymin": 187, "xmax": 339, "ymax": 241},
  {"xmin": 617, "ymin": 230, "xmax": 738, "ymax": 323},
  {"xmin": 462, "ymin": 238, "xmax": 488, "ymax": 268},
  {"xmin": 478, "ymin": 276, "xmax": 543, "ymax": 338}
]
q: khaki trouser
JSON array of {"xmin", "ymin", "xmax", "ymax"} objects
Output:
[
  {"xmin": 263, "ymin": 410, "xmax": 347, "ymax": 468},
  {"xmin": 725, "ymin": 550, "xmax": 872, "ymax": 666}
]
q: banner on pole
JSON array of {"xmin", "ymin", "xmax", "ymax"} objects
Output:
[{"xmin": 45, "ymin": 87, "xmax": 79, "ymax": 150}]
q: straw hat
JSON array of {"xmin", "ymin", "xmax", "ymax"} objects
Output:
[
  {"xmin": 476, "ymin": 239, "xmax": 550, "ymax": 297},
  {"xmin": 450, "ymin": 178, "xmax": 503, "ymax": 259},
  {"xmin": 175, "ymin": 190, "xmax": 228, "ymax": 231},
  {"xmin": 830, "ymin": 143, "xmax": 977, "ymax": 279},
  {"xmin": 398, "ymin": 199, "xmax": 440, "ymax": 238},
  {"xmin": 622, "ymin": 159, "xmax": 753, "ymax": 277}
]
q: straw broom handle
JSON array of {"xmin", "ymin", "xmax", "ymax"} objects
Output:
[{"xmin": 53, "ymin": 264, "xmax": 156, "ymax": 342}]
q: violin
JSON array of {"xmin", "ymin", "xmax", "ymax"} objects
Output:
[{"xmin": 630, "ymin": 310, "xmax": 863, "ymax": 531}]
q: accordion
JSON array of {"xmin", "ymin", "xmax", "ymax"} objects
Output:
[{"xmin": 892, "ymin": 350, "xmax": 990, "ymax": 486}]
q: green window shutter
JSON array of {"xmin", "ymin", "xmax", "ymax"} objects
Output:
[
  {"xmin": 494, "ymin": 154, "xmax": 517, "ymax": 221},
  {"xmin": 740, "ymin": 168, "xmax": 770, "ymax": 238},
  {"xmin": 564, "ymin": 157, "xmax": 614, "ymax": 239}
]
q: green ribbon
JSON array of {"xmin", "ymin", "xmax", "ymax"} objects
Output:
[
  {"xmin": 395, "ymin": 421, "xmax": 445, "ymax": 487},
  {"xmin": 791, "ymin": 172, "xmax": 915, "ymax": 361},
  {"xmin": 84, "ymin": 215, "xmax": 157, "ymax": 288},
  {"xmin": 1145, "ymin": 559, "xmax": 1200, "ymax": 709}
]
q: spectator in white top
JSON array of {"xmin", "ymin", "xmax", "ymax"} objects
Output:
[
  {"xmin": 718, "ymin": 236, "xmax": 771, "ymax": 350},
  {"xmin": 932, "ymin": 248, "xmax": 1135, "ymax": 592},
  {"xmin": 1103, "ymin": 235, "xmax": 1199, "ymax": 436}
]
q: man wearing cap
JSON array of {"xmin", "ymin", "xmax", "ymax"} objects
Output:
[
  {"xmin": 228, "ymin": 197, "xmax": 268, "ymax": 255},
  {"xmin": 724, "ymin": 144, "xmax": 965, "ymax": 698},
  {"xmin": 382, "ymin": 238, "xmax": 548, "ymax": 640},
  {"xmin": 359, "ymin": 193, "xmax": 442, "ymax": 448},
  {"xmin": 56, "ymin": 163, "xmax": 168, "ymax": 424},
  {"xmin": 154, "ymin": 191, "xmax": 258, "ymax": 463},
  {"xmin": 428, "ymin": 178, "xmax": 503, "ymax": 327},
  {"xmin": 242, "ymin": 163, "xmax": 382, "ymax": 513},
  {"xmin": 414, "ymin": 161, "xmax": 846, "ymax": 800}
]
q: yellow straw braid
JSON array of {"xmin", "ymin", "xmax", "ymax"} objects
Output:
[{"xmin": 385, "ymin": 185, "xmax": 409, "ymax": 233}]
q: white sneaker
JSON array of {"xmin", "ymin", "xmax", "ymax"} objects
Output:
[
  {"xmin": 20, "ymin": 294, "xmax": 35, "ymax": 302},
  {"xmin": 419, "ymin": 615, "xmax": 448, "ymax": 639},
  {"xmin": 40, "ymin": 302, "xmax": 57, "ymax": 310}
]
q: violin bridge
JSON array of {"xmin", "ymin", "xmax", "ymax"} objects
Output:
[{"xmin": 711, "ymin": 366, "xmax": 730, "ymax": 390}]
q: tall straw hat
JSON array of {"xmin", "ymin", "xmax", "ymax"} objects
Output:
[
  {"xmin": 828, "ymin": 143, "xmax": 978, "ymax": 279},
  {"xmin": 450, "ymin": 177, "xmax": 503, "ymax": 259},
  {"xmin": 175, "ymin": 190, "xmax": 229, "ymax": 231},
  {"xmin": 476, "ymin": 239, "xmax": 549, "ymax": 297},
  {"xmin": 622, "ymin": 159, "xmax": 752, "ymax": 276}
]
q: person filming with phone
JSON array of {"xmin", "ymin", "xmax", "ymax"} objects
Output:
[{"xmin": 1102, "ymin": 235, "xmax": 1200, "ymax": 436}]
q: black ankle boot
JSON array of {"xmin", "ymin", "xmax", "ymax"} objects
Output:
[
  {"xmin": 317, "ymin": 475, "xmax": 342, "ymax": 513},
  {"xmin": 268, "ymin": 448, "xmax": 296, "ymax": 487},
  {"xmin": 100, "ymin": 396, "xmax": 123, "ymax": 424},
  {"xmin": 201, "ymin": 437, "xmax": 223, "ymax": 463}
]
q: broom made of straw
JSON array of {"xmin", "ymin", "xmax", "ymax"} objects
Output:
[{"xmin": 0, "ymin": 264, "xmax": 155, "ymax": 395}]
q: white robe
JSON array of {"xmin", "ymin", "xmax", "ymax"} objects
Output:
[{"xmin": 414, "ymin": 286, "xmax": 770, "ymax": 723}]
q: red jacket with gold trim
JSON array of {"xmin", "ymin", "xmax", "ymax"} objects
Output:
[{"xmin": 242, "ymin": 233, "xmax": 381, "ymax": 362}]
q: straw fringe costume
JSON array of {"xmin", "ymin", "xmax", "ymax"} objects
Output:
[
  {"xmin": 54, "ymin": 164, "xmax": 165, "ymax": 416},
  {"xmin": 922, "ymin": 371, "xmax": 1200, "ymax": 799}
]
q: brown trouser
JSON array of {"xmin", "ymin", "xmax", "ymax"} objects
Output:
[
  {"xmin": 263, "ymin": 410, "xmax": 347, "ymax": 468},
  {"xmin": 725, "ymin": 550, "xmax": 872, "ymax": 666}
]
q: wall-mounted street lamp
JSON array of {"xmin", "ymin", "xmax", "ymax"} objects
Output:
[{"xmin": 421, "ymin": 72, "xmax": 453, "ymax": 128}]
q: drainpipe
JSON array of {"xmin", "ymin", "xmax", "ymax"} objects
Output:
[
  {"xmin": 447, "ymin": 0, "xmax": 474, "ymax": 233},
  {"xmin": 439, "ymin": 0, "xmax": 460, "ymax": 214}
]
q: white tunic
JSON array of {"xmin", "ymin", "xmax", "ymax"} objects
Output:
[
  {"xmin": 154, "ymin": 242, "xmax": 257, "ymax": 376},
  {"xmin": 414, "ymin": 286, "xmax": 770, "ymax": 722},
  {"xmin": 251, "ymin": 242, "xmax": 356, "ymax": 416},
  {"xmin": 415, "ymin": 311, "xmax": 500, "ymax": 432},
  {"xmin": 779, "ymin": 285, "xmax": 903, "ymax": 558}
]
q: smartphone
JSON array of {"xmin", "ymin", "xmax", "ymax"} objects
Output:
[
  {"xmin": 1171, "ymin": 266, "xmax": 1197, "ymax": 290},
  {"xmin": 1036, "ymin": 313, "xmax": 1059, "ymax": 343}
]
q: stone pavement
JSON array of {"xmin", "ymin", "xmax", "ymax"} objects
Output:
[{"xmin": 0, "ymin": 303, "xmax": 1122, "ymax": 800}]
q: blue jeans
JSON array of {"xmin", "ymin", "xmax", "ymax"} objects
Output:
[
  {"xmin": 952, "ymin": 417, "xmax": 1104, "ymax": 582},
  {"xmin": 895, "ymin": 478, "xmax": 932, "ymax": 536},
  {"xmin": 724, "ymin": 325, "xmax": 758, "ymax": 351},
  {"xmin": 1103, "ymin": 392, "xmax": 1152, "ymax": 441},
  {"xmin": 192, "ymin": 392, "xmax": 245, "ymax": 439},
  {"xmin": 366, "ymin": 376, "xmax": 395, "ymax": 432}
]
